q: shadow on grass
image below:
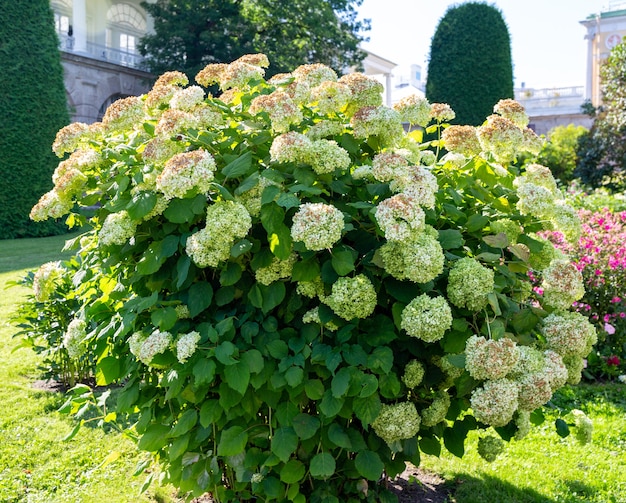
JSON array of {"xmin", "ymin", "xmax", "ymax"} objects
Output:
[{"xmin": 0, "ymin": 231, "xmax": 81, "ymax": 274}]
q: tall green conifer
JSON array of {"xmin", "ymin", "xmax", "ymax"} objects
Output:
[
  {"xmin": 0, "ymin": 0, "xmax": 69, "ymax": 238},
  {"xmin": 426, "ymin": 2, "xmax": 514, "ymax": 126}
]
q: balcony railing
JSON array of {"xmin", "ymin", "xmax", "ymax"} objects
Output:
[
  {"xmin": 514, "ymin": 86, "xmax": 586, "ymax": 115},
  {"xmin": 58, "ymin": 34, "xmax": 146, "ymax": 71}
]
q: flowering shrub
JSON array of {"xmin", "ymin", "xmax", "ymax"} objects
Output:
[
  {"xmin": 542, "ymin": 207, "xmax": 626, "ymax": 379},
  {"xmin": 25, "ymin": 56, "xmax": 594, "ymax": 501}
]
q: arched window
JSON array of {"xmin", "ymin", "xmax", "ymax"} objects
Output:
[{"xmin": 105, "ymin": 3, "xmax": 146, "ymax": 56}]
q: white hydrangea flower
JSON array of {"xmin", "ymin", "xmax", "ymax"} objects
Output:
[
  {"xmin": 99, "ymin": 211, "xmax": 137, "ymax": 247},
  {"xmin": 541, "ymin": 259, "xmax": 585, "ymax": 310},
  {"xmin": 542, "ymin": 311, "xmax": 597, "ymax": 358},
  {"xmin": 421, "ymin": 391, "xmax": 451, "ymax": 427},
  {"xmin": 393, "ymin": 94, "xmax": 431, "ymax": 127},
  {"xmin": 291, "ymin": 202, "xmax": 344, "ymax": 251},
  {"xmin": 389, "ymin": 166, "xmax": 438, "ymax": 209},
  {"xmin": 138, "ymin": 330, "xmax": 172, "ymax": 365},
  {"xmin": 33, "ymin": 261, "xmax": 64, "ymax": 302},
  {"xmin": 402, "ymin": 360, "xmax": 425, "ymax": 388},
  {"xmin": 176, "ymin": 331, "xmax": 201, "ymax": 363},
  {"xmin": 401, "ymin": 294, "xmax": 452, "ymax": 342},
  {"xmin": 323, "ymin": 274, "xmax": 377, "ymax": 321},
  {"xmin": 169, "ymin": 85, "xmax": 205, "ymax": 110},
  {"xmin": 156, "ymin": 149, "xmax": 216, "ymax": 200},
  {"xmin": 63, "ymin": 318, "xmax": 87, "ymax": 359},
  {"xmin": 465, "ymin": 335, "xmax": 520, "ymax": 380},
  {"xmin": 372, "ymin": 402, "xmax": 421, "ymax": 444},
  {"xmin": 255, "ymin": 253, "xmax": 298, "ymax": 285},
  {"xmin": 470, "ymin": 378, "xmax": 519, "ymax": 427},
  {"xmin": 447, "ymin": 257, "xmax": 495, "ymax": 312},
  {"xmin": 375, "ymin": 193, "xmax": 425, "ymax": 241},
  {"xmin": 308, "ymin": 140, "xmax": 351, "ymax": 175},
  {"xmin": 380, "ymin": 229, "xmax": 445, "ymax": 284}
]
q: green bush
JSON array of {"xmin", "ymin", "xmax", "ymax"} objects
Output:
[
  {"xmin": 25, "ymin": 55, "xmax": 594, "ymax": 502},
  {"xmin": 535, "ymin": 124, "xmax": 588, "ymax": 184},
  {"xmin": 0, "ymin": 0, "xmax": 69, "ymax": 238},
  {"xmin": 426, "ymin": 2, "xmax": 514, "ymax": 126}
]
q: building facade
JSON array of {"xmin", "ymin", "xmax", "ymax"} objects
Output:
[{"xmin": 50, "ymin": 0, "xmax": 155, "ymax": 124}]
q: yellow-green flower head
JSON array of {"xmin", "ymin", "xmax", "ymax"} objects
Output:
[
  {"xmin": 138, "ymin": 329, "xmax": 172, "ymax": 365},
  {"xmin": 508, "ymin": 345, "xmax": 545, "ymax": 377},
  {"xmin": 477, "ymin": 435, "xmax": 506, "ymax": 462},
  {"xmin": 249, "ymin": 90, "xmax": 303, "ymax": 133},
  {"xmin": 571, "ymin": 409, "xmax": 593, "ymax": 444},
  {"xmin": 219, "ymin": 61, "xmax": 265, "ymax": 90},
  {"xmin": 33, "ymin": 261, "xmax": 64, "ymax": 302},
  {"xmin": 169, "ymin": 85, "xmax": 205, "ymax": 111},
  {"xmin": 477, "ymin": 114, "xmax": 524, "ymax": 163},
  {"xmin": 389, "ymin": 166, "xmax": 439, "ymax": 208},
  {"xmin": 375, "ymin": 193, "xmax": 426, "ymax": 241},
  {"xmin": 371, "ymin": 152, "xmax": 409, "ymax": 183},
  {"xmin": 515, "ymin": 410, "xmax": 532, "ymax": 440},
  {"xmin": 515, "ymin": 182, "xmax": 555, "ymax": 218},
  {"xmin": 310, "ymin": 81, "xmax": 352, "ymax": 115},
  {"xmin": 142, "ymin": 136, "xmax": 186, "ymax": 165},
  {"xmin": 154, "ymin": 109, "xmax": 194, "ymax": 136},
  {"xmin": 517, "ymin": 163, "xmax": 558, "ymax": 194},
  {"xmin": 186, "ymin": 201, "xmax": 252, "ymax": 268},
  {"xmin": 379, "ymin": 230, "xmax": 445, "ymax": 284},
  {"xmin": 296, "ymin": 277, "xmax": 325, "ymax": 299},
  {"xmin": 419, "ymin": 150, "xmax": 437, "ymax": 166},
  {"xmin": 154, "ymin": 70, "xmax": 189, "ymax": 89},
  {"xmin": 98, "ymin": 211, "xmax": 137, "ymax": 247},
  {"xmin": 441, "ymin": 125, "xmax": 482, "ymax": 157},
  {"xmin": 338, "ymin": 73, "xmax": 384, "ymax": 115},
  {"xmin": 52, "ymin": 122, "xmax": 90, "ymax": 157},
  {"xmin": 447, "ymin": 257, "xmax": 495, "ymax": 311},
  {"xmin": 521, "ymin": 127, "xmax": 544, "ymax": 155},
  {"xmin": 293, "ymin": 63, "xmax": 338, "ymax": 88},
  {"xmin": 156, "ymin": 149, "xmax": 216, "ymax": 200},
  {"xmin": 176, "ymin": 331, "xmax": 201, "ymax": 363},
  {"xmin": 465, "ymin": 335, "xmax": 520, "ymax": 380},
  {"xmin": 52, "ymin": 163, "xmax": 88, "ymax": 198},
  {"xmin": 56, "ymin": 148, "xmax": 101, "ymax": 179},
  {"xmin": 516, "ymin": 371, "xmax": 553, "ymax": 411},
  {"xmin": 542, "ymin": 311, "xmax": 597, "ymax": 359},
  {"xmin": 543, "ymin": 350, "xmax": 569, "ymax": 390},
  {"xmin": 402, "ymin": 360, "xmax": 425, "ymax": 388},
  {"xmin": 393, "ymin": 94, "xmax": 432, "ymax": 127},
  {"xmin": 433, "ymin": 354, "xmax": 465, "ymax": 389},
  {"xmin": 351, "ymin": 165, "xmax": 374, "ymax": 181},
  {"xmin": 255, "ymin": 253, "xmax": 298, "ymax": 286},
  {"xmin": 175, "ymin": 304, "xmax": 191, "ymax": 319},
  {"xmin": 527, "ymin": 232, "xmax": 561, "ymax": 271},
  {"xmin": 421, "ymin": 390, "xmax": 451, "ymax": 427},
  {"xmin": 351, "ymin": 106, "xmax": 404, "ymax": 146},
  {"xmin": 401, "ymin": 294, "xmax": 452, "ymax": 342},
  {"xmin": 549, "ymin": 201, "xmax": 581, "ymax": 243},
  {"xmin": 470, "ymin": 378, "xmax": 519, "ymax": 427},
  {"xmin": 541, "ymin": 259, "xmax": 585, "ymax": 310},
  {"xmin": 29, "ymin": 189, "xmax": 72, "ymax": 222},
  {"xmin": 102, "ymin": 96, "xmax": 145, "ymax": 131},
  {"xmin": 128, "ymin": 331, "xmax": 146, "ymax": 358},
  {"xmin": 63, "ymin": 318, "xmax": 87, "ymax": 359},
  {"xmin": 308, "ymin": 139, "xmax": 351, "ymax": 175},
  {"xmin": 195, "ymin": 63, "xmax": 229, "ymax": 87},
  {"xmin": 493, "ymin": 98, "xmax": 529, "ymax": 128},
  {"xmin": 302, "ymin": 306, "xmax": 339, "ymax": 331},
  {"xmin": 268, "ymin": 72, "xmax": 311, "ymax": 105},
  {"xmin": 270, "ymin": 131, "xmax": 312, "ymax": 164},
  {"xmin": 372, "ymin": 402, "xmax": 421, "ymax": 444},
  {"xmin": 563, "ymin": 354, "xmax": 586, "ymax": 385},
  {"xmin": 305, "ymin": 120, "xmax": 345, "ymax": 141},
  {"xmin": 235, "ymin": 176, "xmax": 280, "ymax": 217},
  {"xmin": 429, "ymin": 103, "xmax": 456, "ymax": 123},
  {"xmin": 291, "ymin": 202, "xmax": 344, "ymax": 251},
  {"xmin": 324, "ymin": 274, "xmax": 377, "ymax": 320},
  {"xmin": 490, "ymin": 218, "xmax": 522, "ymax": 245}
]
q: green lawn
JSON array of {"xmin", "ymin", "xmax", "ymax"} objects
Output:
[{"xmin": 1, "ymin": 234, "xmax": 625, "ymax": 503}]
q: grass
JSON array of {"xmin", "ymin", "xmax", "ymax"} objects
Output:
[
  {"xmin": 0, "ymin": 233, "xmax": 177, "ymax": 503},
  {"xmin": 1, "ymin": 233, "xmax": 626, "ymax": 502}
]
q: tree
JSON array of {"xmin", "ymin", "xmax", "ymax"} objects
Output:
[
  {"xmin": 0, "ymin": 0, "xmax": 69, "ymax": 238},
  {"xmin": 575, "ymin": 41, "xmax": 626, "ymax": 190},
  {"xmin": 536, "ymin": 124, "xmax": 588, "ymax": 184},
  {"xmin": 426, "ymin": 2, "xmax": 514, "ymax": 126},
  {"xmin": 139, "ymin": 0, "xmax": 368, "ymax": 80}
]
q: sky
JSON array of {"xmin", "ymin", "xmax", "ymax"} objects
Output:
[{"xmin": 357, "ymin": 0, "xmax": 612, "ymax": 89}]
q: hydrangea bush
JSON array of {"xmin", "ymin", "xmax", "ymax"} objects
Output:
[{"xmin": 27, "ymin": 55, "xmax": 595, "ymax": 502}]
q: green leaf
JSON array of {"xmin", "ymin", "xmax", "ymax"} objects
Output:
[
  {"xmin": 276, "ymin": 192, "xmax": 300, "ymax": 209},
  {"xmin": 353, "ymin": 394, "xmax": 381, "ymax": 426},
  {"xmin": 218, "ymin": 426, "xmax": 248, "ymax": 456},
  {"xmin": 438, "ymin": 229, "xmax": 464, "ymax": 250},
  {"xmin": 193, "ymin": 358, "xmax": 216, "ymax": 386},
  {"xmin": 271, "ymin": 427, "xmax": 298, "ymax": 462},
  {"xmin": 187, "ymin": 281, "xmax": 213, "ymax": 317},
  {"xmin": 355, "ymin": 451, "xmax": 384, "ymax": 481},
  {"xmin": 220, "ymin": 262, "xmax": 243, "ymax": 286},
  {"xmin": 466, "ymin": 214, "xmax": 490, "ymax": 233},
  {"xmin": 96, "ymin": 357, "xmax": 121, "ymax": 386},
  {"xmin": 164, "ymin": 195, "xmax": 205, "ymax": 223},
  {"xmin": 292, "ymin": 257, "xmax": 320, "ymax": 282},
  {"xmin": 261, "ymin": 184, "xmax": 282, "ymax": 205},
  {"xmin": 171, "ymin": 409, "xmax": 198, "ymax": 437},
  {"xmin": 359, "ymin": 374, "xmax": 378, "ymax": 398},
  {"xmin": 419, "ymin": 436, "xmax": 441, "ymax": 457},
  {"xmin": 310, "ymin": 452, "xmax": 335, "ymax": 479},
  {"xmin": 327, "ymin": 423, "xmax": 352, "ymax": 449},
  {"xmin": 319, "ymin": 390, "xmax": 344, "ymax": 418},
  {"xmin": 331, "ymin": 367, "xmax": 352, "ymax": 398},
  {"xmin": 367, "ymin": 347, "xmax": 394, "ymax": 374},
  {"xmin": 231, "ymin": 239, "xmax": 253, "ymax": 258},
  {"xmin": 222, "ymin": 151, "xmax": 253, "ymax": 178},
  {"xmin": 151, "ymin": 307, "xmax": 178, "ymax": 331},
  {"xmin": 169, "ymin": 434, "xmax": 190, "ymax": 461},
  {"xmin": 138, "ymin": 424, "xmax": 170, "ymax": 452},
  {"xmin": 199, "ymin": 399, "xmax": 222, "ymax": 427},
  {"xmin": 280, "ymin": 459, "xmax": 306, "ymax": 484},
  {"xmin": 555, "ymin": 418, "xmax": 570, "ymax": 438},
  {"xmin": 261, "ymin": 202, "xmax": 286, "ymax": 235},
  {"xmin": 62, "ymin": 421, "xmax": 83, "ymax": 442},
  {"xmin": 242, "ymin": 349, "xmax": 264, "ymax": 374},
  {"xmin": 176, "ymin": 256, "xmax": 191, "ymax": 289},
  {"xmin": 443, "ymin": 425, "xmax": 467, "ymax": 458},
  {"xmin": 137, "ymin": 236, "xmax": 179, "ymax": 275},
  {"xmin": 331, "ymin": 249, "xmax": 356, "ymax": 276},
  {"xmin": 224, "ymin": 361, "xmax": 250, "ymax": 395},
  {"xmin": 268, "ymin": 227, "xmax": 293, "ymax": 260},
  {"xmin": 447, "ymin": 354, "xmax": 466, "ymax": 369},
  {"xmin": 127, "ymin": 191, "xmax": 157, "ymax": 220},
  {"xmin": 285, "ymin": 366, "xmax": 304, "ymax": 387},
  {"xmin": 483, "ymin": 233, "xmax": 509, "ymax": 248},
  {"xmin": 305, "ymin": 379, "xmax": 325, "ymax": 400},
  {"xmin": 292, "ymin": 413, "xmax": 320, "ymax": 440}
]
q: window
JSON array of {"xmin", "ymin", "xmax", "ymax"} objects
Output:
[
  {"xmin": 51, "ymin": 0, "xmax": 72, "ymax": 37},
  {"xmin": 106, "ymin": 3, "xmax": 146, "ymax": 54}
]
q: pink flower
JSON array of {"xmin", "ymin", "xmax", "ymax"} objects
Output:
[
  {"xmin": 605, "ymin": 322, "xmax": 616, "ymax": 335},
  {"xmin": 604, "ymin": 314, "xmax": 612, "ymax": 322},
  {"xmin": 620, "ymin": 312, "xmax": 626, "ymax": 319},
  {"xmin": 612, "ymin": 296, "xmax": 622, "ymax": 304},
  {"xmin": 607, "ymin": 355, "xmax": 621, "ymax": 366}
]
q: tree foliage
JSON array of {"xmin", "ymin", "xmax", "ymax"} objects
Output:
[
  {"xmin": 535, "ymin": 124, "xmax": 588, "ymax": 184},
  {"xmin": 0, "ymin": 0, "xmax": 69, "ymax": 238},
  {"xmin": 426, "ymin": 2, "xmax": 514, "ymax": 126},
  {"xmin": 139, "ymin": 0, "xmax": 369, "ymax": 80},
  {"xmin": 575, "ymin": 41, "xmax": 626, "ymax": 190}
]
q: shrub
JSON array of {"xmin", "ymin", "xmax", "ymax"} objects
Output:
[
  {"xmin": 535, "ymin": 124, "xmax": 588, "ymax": 184},
  {"xmin": 541, "ymin": 208, "xmax": 626, "ymax": 380},
  {"xmin": 426, "ymin": 2, "xmax": 514, "ymax": 126},
  {"xmin": 25, "ymin": 55, "xmax": 593, "ymax": 502},
  {"xmin": 0, "ymin": 0, "xmax": 69, "ymax": 238}
]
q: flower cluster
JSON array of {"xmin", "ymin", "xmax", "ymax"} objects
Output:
[
  {"xmin": 375, "ymin": 193, "xmax": 425, "ymax": 241},
  {"xmin": 441, "ymin": 125, "xmax": 482, "ymax": 157},
  {"xmin": 477, "ymin": 435, "xmax": 506, "ymax": 462},
  {"xmin": 176, "ymin": 331, "xmax": 201, "ymax": 363},
  {"xmin": 447, "ymin": 257, "xmax": 494, "ymax": 311},
  {"xmin": 291, "ymin": 202, "xmax": 344, "ymax": 251},
  {"xmin": 371, "ymin": 402, "xmax": 421, "ymax": 445},
  {"xmin": 156, "ymin": 149, "xmax": 216, "ymax": 200},
  {"xmin": 323, "ymin": 274, "xmax": 377, "ymax": 321},
  {"xmin": 541, "ymin": 258, "xmax": 585, "ymax": 310},
  {"xmin": 134, "ymin": 330, "xmax": 173, "ymax": 365},
  {"xmin": 98, "ymin": 211, "xmax": 137, "ymax": 247},
  {"xmin": 401, "ymin": 294, "xmax": 452, "ymax": 342},
  {"xmin": 420, "ymin": 390, "xmax": 451, "ymax": 427},
  {"xmin": 393, "ymin": 95, "xmax": 431, "ymax": 127},
  {"xmin": 470, "ymin": 378, "xmax": 519, "ymax": 427},
  {"xmin": 33, "ymin": 261, "xmax": 64, "ymax": 302},
  {"xmin": 63, "ymin": 318, "xmax": 87, "ymax": 359},
  {"xmin": 402, "ymin": 360, "xmax": 425, "ymax": 388},
  {"xmin": 255, "ymin": 254, "xmax": 298, "ymax": 286},
  {"xmin": 465, "ymin": 335, "xmax": 520, "ymax": 380}
]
